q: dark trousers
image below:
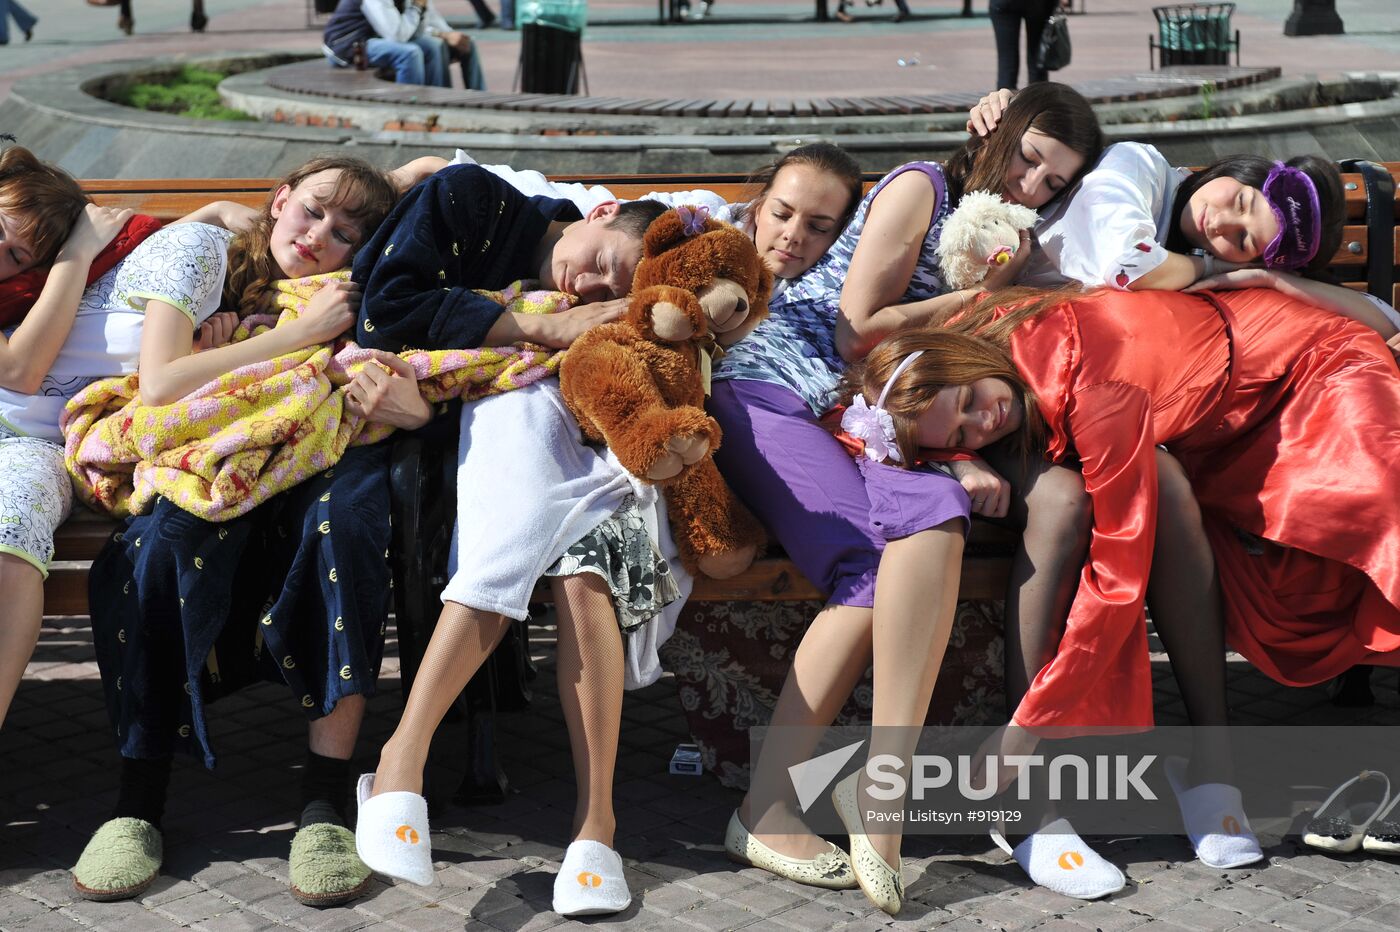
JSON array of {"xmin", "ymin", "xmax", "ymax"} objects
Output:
[{"xmin": 990, "ymin": 0, "xmax": 1054, "ymax": 90}]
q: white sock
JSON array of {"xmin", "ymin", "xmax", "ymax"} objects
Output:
[
  {"xmin": 552, "ymin": 840, "xmax": 631, "ymax": 917},
  {"xmin": 995, "ymin": 819, "xmax": 1125, "ymax": 900},
  {"xmin": 1165, "ymin": 757, "xmax": 1263, "ymax": 869},
  {"xmin": 353, "ymin": 773, "xmax": 435, "ymax": 886}
]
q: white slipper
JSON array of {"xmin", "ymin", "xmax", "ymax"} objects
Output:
[
  {"xmin": 992, "ymin": 818, "xmax": 1125, "ymax": 900},
  {"xmin": 1302, "ymin": 769, "xmax": 1391, "ymax": 855},
  {"xmin": 1164, "ymin": 756, "xmax": 1264, "ymax": 868},
  {"xmin": 552, "ymin": 840, "xmax": 631, "ymax": 917},
  {"xmin": 353, "ymin": 773, "xmax": 435, "ymax": 886}
]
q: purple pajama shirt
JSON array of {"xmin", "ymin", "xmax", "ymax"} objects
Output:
[{"xmin": 710, "ymin": 378, "xmax": 970, "ymax": 609}]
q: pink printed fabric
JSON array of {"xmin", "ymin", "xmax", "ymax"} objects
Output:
[{"xmin": 61, "ymin": 271, "xmax": 568, "ymax": 521}]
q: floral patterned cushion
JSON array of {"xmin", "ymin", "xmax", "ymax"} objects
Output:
[{"xmin": 658, "ymin": 600, "xmax": 1006, "ymax": 789}]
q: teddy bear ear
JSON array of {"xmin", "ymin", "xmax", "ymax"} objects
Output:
[
  {"xmin": 643, "ymin": 207, "xmax": 722, "ymax": 258},
  {"xmin": 643, "ymin": 210, "xmax": 690, "ymax": 258}
]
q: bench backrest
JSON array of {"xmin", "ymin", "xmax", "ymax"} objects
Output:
[{"xmin": 79, "ymin": 162, "xmax": 1400, "ymax": 306}]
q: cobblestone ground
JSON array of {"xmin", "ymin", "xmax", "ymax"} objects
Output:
[
  {"xmin": 2, "ymin": 0, "xmax": 1399, "ymax": 104},
  {"xmin": 4, "ymin": 615, "xmax": 1400, "ymax": 931}
]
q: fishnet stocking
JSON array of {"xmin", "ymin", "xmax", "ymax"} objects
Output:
[{"xmin": 551, "ymin": 573, "xmax": 625, "ymax": 846}]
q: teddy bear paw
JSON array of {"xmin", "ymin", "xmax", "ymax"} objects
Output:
[
  {"xmin": 697, "ymin": 544, "xmax": 757, "ymax": 580},
  {"xmin": 649, "ymin": 300, "xmax": 698, "ymax": 342},
  {"xmin": 645, "ymin": 432, "xmax": 711, "ymax": 481}
]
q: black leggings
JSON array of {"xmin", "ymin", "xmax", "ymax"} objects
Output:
[{"xmin": 989, "ymin": 0, "xmax": 1054, "ymax": 90}]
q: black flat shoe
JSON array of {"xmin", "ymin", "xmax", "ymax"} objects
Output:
[{"xmin": 191, "ymin": 10, "xmax": 208, "ymax": 31}]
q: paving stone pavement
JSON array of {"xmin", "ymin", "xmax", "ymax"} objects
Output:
[
  {"xmin": 5, "ymin": 614, "xmax": 1400, "ymax": 931},
  {"xmin": 3, "ymin": 0, "xmax": 1400, "ymax": 105}
]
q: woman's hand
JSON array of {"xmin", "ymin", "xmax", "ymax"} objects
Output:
[
  {"xmin": 387, "ymin": 156, "xmax": 450, "ymax": 193},
  {"xmin": 1183, "ymin": 265, "xmax": 1272, "ymax": 293},
  {"xmin": 951, "ymin": 457, "xmax": 1010, "ymax": 518},
  {"xmin": 55, "ymin": 204, "xmax": 134, "ymax": 263},
  {"xmin": 293, "ymin": 279, "xmax": 360, "ymax": 345},
  {"xmin": 980, "ymin": 230, "xmax": 1033, "ymax": 293},
  {"xmin": 194, "ymin": 311, "xmax": 239, "ymax": 351},
  {"xmin": 966, "ymin": 88, "xmax": 1015, "ymax": 137},
  {"xmin": 346, "ymin": 350, "xmax": 432, "ymax": 429},
  {"xmin": 1388, "ymin": 332, "xmax": 1400, "ymax": 363}
]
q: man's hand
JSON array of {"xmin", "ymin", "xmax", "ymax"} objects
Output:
[
  {"xmin": 486, "ymin": 298, "xmax": 628, "ymax": 349},
  {"xmin": 539, "ymin": 300, "xmax": 628, "ymax": 347},
  {"xmin": 346, "ymin": 350, "xmax": 432, "ymax": 429},
  {"xmin": 194, "ymin": 311, "xmax": 239, "ymax": 352},
  {"xmin": 440, "ymin": 30, "xmax": 472, "ymax": 55},
  {"xmin": 950, "ymin": 457, "xmax": 1010, "ymax": 518},
  {"xmin": 966, "ymin": 88, "xmax": 1015, "ymax": 137}
]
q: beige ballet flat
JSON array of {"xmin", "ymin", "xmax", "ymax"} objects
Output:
[
  {"xmin": 831, "ymin": 771, "xmax": 903, "ymax": 915},
  {"xmin": 724, "ymin": 810, "xmax": 856, "ymax": 889}
]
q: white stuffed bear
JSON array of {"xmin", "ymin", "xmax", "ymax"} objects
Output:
[{"xmin": 936, "ymin": 190, "xmax": 1039, "ymax": 290}]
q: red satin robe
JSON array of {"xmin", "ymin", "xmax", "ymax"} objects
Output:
[{"xmin": 1007, "ymin": 287, "xmax": 1400, "ymax": 731}]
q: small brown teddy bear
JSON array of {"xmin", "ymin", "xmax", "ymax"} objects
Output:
[{"xmin": 560, "ymin": 207, "xmax": 773, "ymax": 579}]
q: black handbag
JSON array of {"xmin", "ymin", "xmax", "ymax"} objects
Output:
[{"xmin": 1036, "ymin": 8, "xmax": 1072, "ymax": 72}]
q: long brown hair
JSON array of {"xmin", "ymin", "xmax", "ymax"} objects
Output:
[
  {"xmin": 0, "ymin": 144, "xmax": 89, "ymax": 272},
  {"xmin": 839, "ymin": 324, "xmax": 1048, "ymax": 467},
  {"xmin": 944, "ymin": 82, "xmax": 1104, "ymax": 206},
  {"xmin": 736, "ymin": 142, "xmax": 864, "ymax": 231},
  {"xmin": 223, "ymin": 156, "xmax": 397, "ymax": 317}
]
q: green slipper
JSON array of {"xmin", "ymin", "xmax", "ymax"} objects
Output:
[
  {"xmin": 71, "ymin": 817, "xmax": 163, "ymax": 902},
  {"xmin": 289, "ymin": 823, "xmax": 372, "ymax": 907}
]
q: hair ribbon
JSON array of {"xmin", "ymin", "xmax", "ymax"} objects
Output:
[{"xmin": 840, "ymin": 350, "xmax": 925, "ymax": 463}]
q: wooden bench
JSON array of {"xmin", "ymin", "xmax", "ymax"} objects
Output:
[
  {"xmin": 33, "ymin": 162, "xmax": 1399, "ymax": 802},
  {"xmin": 42, "ymin": 161, "xmax": 1400, "ymax": 617}
]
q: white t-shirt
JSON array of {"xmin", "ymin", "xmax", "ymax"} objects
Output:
[
  {"xmin": 0, "ymin": 222, "xmax": 233, "ymax": 443},
  {"xmin": 1020, "ymin": 142, "xmax": 1188, "ymax": 290}
]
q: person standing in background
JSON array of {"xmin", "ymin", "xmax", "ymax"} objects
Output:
[
  {"xmin": 462, "ymin": 0, "xmax": 498, "ymax": 28},
  {"xmin": 0, "ymin": 0, "xmax": 36, "ymax": 44},
  {"xmin": 989, "ymin": 0, "xmax": 1055, "ymax": 89}
]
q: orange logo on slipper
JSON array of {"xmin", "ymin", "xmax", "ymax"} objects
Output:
[
  {"xmin": 396, "ymin": 825, "xmax": 420, "ymax": 845},
  {"xmin": 1222, "ymin": 815, "xmax": 1241, "ymax": 835},
  {"xmin": 577, "ymin": 871, "xmax": 603, "ymax": 888},
  {"xmin": 1058, "ymin": 851, "xmax": 1084, "ymax": 870}
]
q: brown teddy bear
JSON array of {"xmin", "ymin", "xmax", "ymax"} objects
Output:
[{"xmin": 559, "ymin": 207, "xmax": 773, "ymax": 579}]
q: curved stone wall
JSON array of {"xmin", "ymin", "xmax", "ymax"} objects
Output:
[{"xmin": 4, "ymin": 54, "xmax": 1399, "ymax": 177}]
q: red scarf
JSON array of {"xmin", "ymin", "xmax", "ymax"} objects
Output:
[{"xmin": 0, "ymin": 214, "xmax": 164, "ymax": 328}]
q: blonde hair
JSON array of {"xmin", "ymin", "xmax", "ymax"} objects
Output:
[
  {"xmin": 223, "ymin": 156, "xmax": 397, "ymax": 317},
  {"xmin": 0, "ymin": 144, "xmax": 89, "ymax": 272}
]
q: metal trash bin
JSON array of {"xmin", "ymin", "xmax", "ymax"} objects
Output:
[
  {"xmin": 1150, "ymin": 2, "xmax": 1240, "ymax": 69},
  {"xmin": 516, "ymin": 0, "xmax": 588, "ymax": 94}
]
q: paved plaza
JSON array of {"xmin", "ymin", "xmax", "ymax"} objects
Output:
[
  {"xmin": 3, "ymin": 1, "xmax": 1400, "ymax": 103},
  {"xmin": 5, "ymin": 1, "xmax": 1400, "ymax": 929},
  {"xmin": 6, "ymin": 616, "xmax": 1400, "ymax": 931}
]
